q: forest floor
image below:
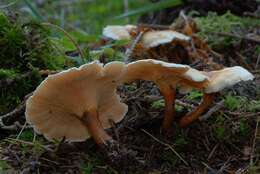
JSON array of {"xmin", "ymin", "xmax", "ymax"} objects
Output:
[{"xmin": 0, "ymin": 1, "xmax": 260, "ymax": 173}]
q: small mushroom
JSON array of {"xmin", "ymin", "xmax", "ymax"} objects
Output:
[
  {"xmin": 140, "ymin": 30, "xmax": 190, "ymax": 48},
  {"xmin": 102, "ymin": 25, "xmax": 137, "ymax": 40},
  {"xmin": 123, "ymin": 59, "xmax": 208, "ymax": 131},
  {"xmin": 26, "ymin": 61, "xmax": 128, "ymax": 145},
  {"xmin": 179, "ymin": 66, "xmax": 254, "ymax": 127}
]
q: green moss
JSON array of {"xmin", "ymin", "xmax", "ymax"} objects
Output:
[
  {"xmin": 0, "ymin": 160, "xmax": 10, "ymax": 171},
  {"xmin": 0, "ymin": 12, "xmax": 67, "ymax": 72},
  {"xmin": 186, "ymin": 90, "xmax": 203, "ymax": 101},
  {"xmin": 0, "ymin": 12, "xmax": 73, "ymax": 114},
  {"xmin": 214, "ymin": 115, "xmax": 226, "ymax": 140},
  {"xmin": 0, "ymin": 69, "xmax": 17, "ymax": 79},
  {"xmin": 0, "ymin": 70, "xmax": 42, "ymax": 114},
  {"xmin": 224, "ymin": 94, "xmax": 247, "ymax": 111},
  {"xmin": 195, "ymin": 11, "xmax": 260, "ymax": 48}
]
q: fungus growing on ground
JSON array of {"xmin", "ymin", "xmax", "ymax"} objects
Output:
[
  {"xmin": 123, "ymin": 59, "xmax": 209, "ymax": 131},
  {"xmin": 102, "ymin": 24, "xmax": 222, "ymax": 70},
  {"xmin": 26, "ymin": 59, "xmax": 254, "ymax": 146},
  {"xmin": 102, "ymin": 25, "xmax": 137, "ymax": 40},
  {"xmin": 123, "ymin": 59, "xmax": 254, "ymax": 130},
  {"xmin": 26, "ymin": 61, "xmax": 128, "ymax": 145},
  {"xmin": 178, "ymin": 66, "xmax": 254, "ymax": 127}
]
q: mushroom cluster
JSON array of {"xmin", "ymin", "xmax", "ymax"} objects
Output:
[{"xmin": 26, "ymin": 59, "xmax": 254, "ymax": 149}]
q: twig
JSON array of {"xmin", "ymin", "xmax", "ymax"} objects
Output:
[
  {"xmin": 255, "ymin": 54, "xmax": 260, "ymax": 70},
  {"xmin": 250, "ymin": 117, "xmax": 259, "ymax": 166},
  {"xmin": 201, "ymin": 161, "xmax": 216, "ymax": 173},
  {"xmin": 6, "ymin": 138, "xmax": 54, "ymax": 152},
  {"xmin": 144, "ymin": 95, "xmax": 195, "ymax": 109},
  {"xmin": 16, "ymin": 122, "xmax": 28, "ymax": 140},
  {"xmin": 209, "ymin": 32, "xmax": 260, "ymax": 44},
  {"xmin": 0, "ymin": 93, "xmax": 32, "ymax": 130},
  {"xmin": 243, "ymin": 12, "xmax": 260, "ymax": 19},
  {"xmin": 141, "ymin": 129, "xmax": 189, "ymax": 166},
  {"xmin": 138, "ymin": 23, "xmax": 170, "ymax": 30},
  {"xmin": 199, "ymin": 100, "xmax": 224, "ymax": 121},
  {"xmin": 217, "ymin": 156, "xmax": 232, "ymax": 174},
  {"xmin": 207, "ymin": 143, "xmax": 219, "ymax": 160},
  {"xmin": 125, "ymin": 31, "xmax": 145, "ymax": 62}
]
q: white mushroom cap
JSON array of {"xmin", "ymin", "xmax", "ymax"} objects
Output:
[
  {"xmin": 26, "ymin": 61, "xmax": 128, "ymax": 142},
  {"xmin": 204, "ymin": 66, "xmax": 254, "ymax": 93},
  {"xmin": 102, "ymin": 25, "xmax": 137, "ymax": 40},
  {"xmin": 141, "ymin": 30, "xmax": 191, "ymax": 48}
]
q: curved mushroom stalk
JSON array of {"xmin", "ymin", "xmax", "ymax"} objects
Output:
[
  {"xmin": 81, "ymin": 110, "xmax": 112, "ymax": 145},
  {"xmin": 179, "ymin": 93, "xmax": 215, "ymax": 128},
  {"xmin": 157, "ymin": 82, "xmax": 176, "ymax": 131}
]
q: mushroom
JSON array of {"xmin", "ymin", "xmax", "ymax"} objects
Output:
[
  {"xmin": 102, "ymin": 25, "xmax": 137, "ymax": 40},
  {"xmin": 123, "ymin": 59, "xmax": 208, "ymax": 131},
  {"xmin": 178, "ymin": 66, "xmax": 254, "ymax": 127},
  {"xmin": 26, "ymin": 61, "xmax": 128, "ymax": 146},
  {"xmin": 140, "ymin": 30, "xmax": 190, "ymax": 48},
  {"xmin": 123, "ymin": 59, "xmax": 254, "ymax": 131}
]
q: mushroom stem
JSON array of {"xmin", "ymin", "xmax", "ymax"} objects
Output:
[
  {"xmin": 82, "ymin": 110, "xmax": 112, "ymax": 145},
  {"xmin": 179, "ymin": 93, "xmax": 214, "ymax": 127},
  {"xmin": 158, "ymin": 83, "xmax": 176, "ymax": 131}
]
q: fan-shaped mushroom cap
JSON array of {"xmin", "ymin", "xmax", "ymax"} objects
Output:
[
  {"xmin": 141, "ymin": 30, "xmax": 190, "ymax": 48},
  {"xmin": 26, "ymin": 61, "xmax": 128, "ymax": 142},
  {"xmin": 102, "ymin": 25, "xmax": 137, "ymax": 40},
  {"xmin": 204, "ymin": 66, "xmax": 254, "ymax": 93},
  {"xmin": 123, "ymin": 59, "xmax": 208, "ymax": 88}
]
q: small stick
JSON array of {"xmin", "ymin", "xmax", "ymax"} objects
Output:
[
  {"xmin": 109, "ymin": 119, "xmax": 120, "ymax": 143},
  {"xmin": 201, "ymin": 161, "xmax": 216, "ymax": 173},
  {"xmin": 125, "ymin": 31, "xmax": 145, "ymax": 62},
  {"xmin": 141, "ymin": 129, "xmax": 189, "ymax": 166},
  {"xmin": 199, "ymin": 100, "xmax": 224, "ymax": 121},
  {"xmin": 144, "ymin": 95, "xmax": 195, "ymax": 109},
  {"xmin": 243, "ymin": 12, "xmax": 260, "ymax": 19},
  {"xmin": 6, "ymin": 138, "xmax": 54, "ymax": 152},
  {"xmin": 207, "ymin": 143, "xmax": 219, "ymax": 160},
  {"xmin": 250, "ymin": 117, "xmax": 259, "ymax": 166},
  {"xmin": 138, "ymin": 23, "xmax": 170, "ymax": 30},
  {"xmin": 16, "ymin": 122, "xmax": 27, "ymax": 140},
  {"xmin": 255, "ymin": 54, "xmax": 260, "ymax": 70}
]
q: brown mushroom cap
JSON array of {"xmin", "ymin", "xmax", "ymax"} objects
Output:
[
  {"xmin": 26, "ymin": 61, "xmax": 128, "ymax": 142},
  {"xmin": 123, "ymin": 59, "xmax": 208, "ymax": 88}
]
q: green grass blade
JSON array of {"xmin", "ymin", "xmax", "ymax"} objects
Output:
[
  {"xmin": 0, "ymin": 0, "xmax": 18, "ymax": 9},
  {"xmin": 23, "ymin": 0, "xmax": 44, "ymax": 21},
  {"xmin": 116, "ymin": 0, "xmax": 183, "ymax": 18}
]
